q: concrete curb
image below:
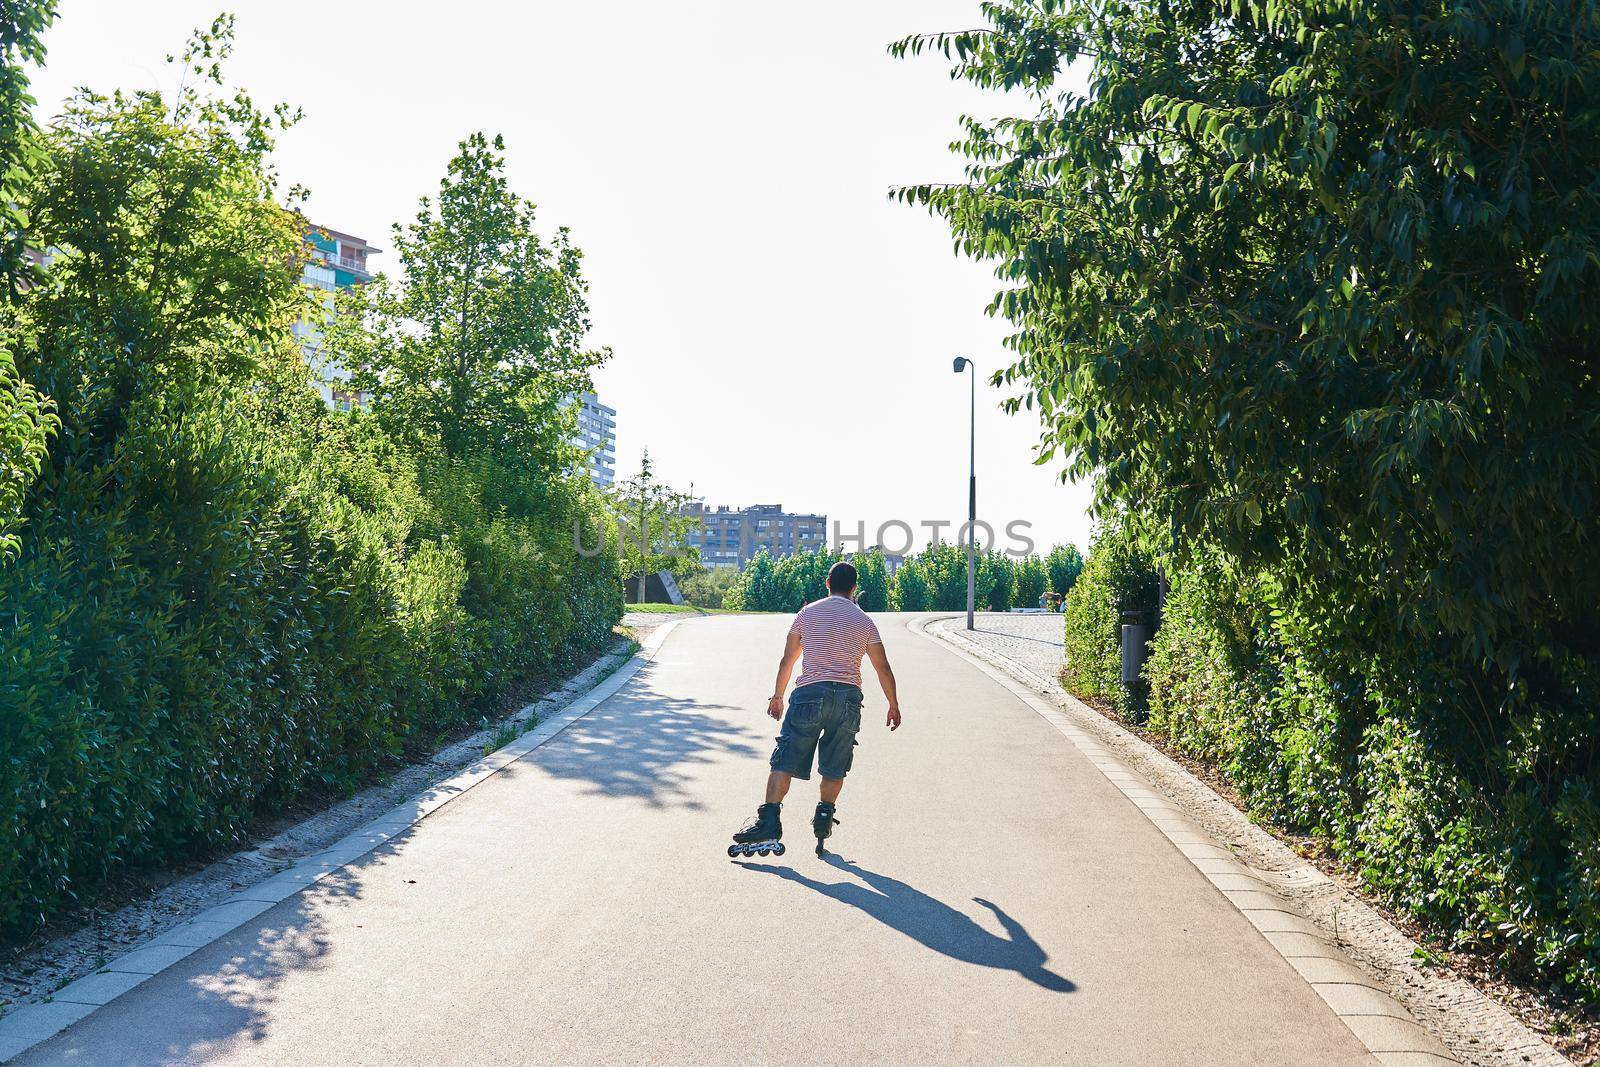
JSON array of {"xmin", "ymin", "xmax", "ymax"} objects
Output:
[
  {"xmin": 916, "ymin": 614, "xmax": 1569, "ymax": 1067},
  {"xmin": 0, "ymin": 622, "xmax": 679, "ymax": 1065}
]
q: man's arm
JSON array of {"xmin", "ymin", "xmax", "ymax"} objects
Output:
[
  {"xmin": 768, "ymin": 630, "xmax": 802, "ymax": 720},
  {"xmin": 865, "ymin": 642, "xmax": 902, "ymax": 731}
]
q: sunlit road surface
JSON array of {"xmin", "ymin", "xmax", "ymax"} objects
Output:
[{"xmin": 18, "ymin": 614, "xmax": 1374, "ymax": 1066}]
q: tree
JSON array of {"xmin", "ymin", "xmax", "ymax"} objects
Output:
[
  {"xmin": 343, "ymin": 132, "xmax": 602, "ymax": 466},
  {"xmin": 608, "ymin": 450, "xmax": 699, "ymax": 602},
  {"xmin": 895, "ymin": 1, "xmax": 1600, "ymax": 682},
  {"xmin": 1, "ymin": 0, "xmax": 54, "ymax": 301},
  {"xmin": 776, "ymin": 545, "xmax": 840, "ymax": 612},
  {"xmin": 729, "ymin": 549, "xmax": 782, "ymax": 612},
  {"xmin": 1045, "ymin": 545, "xmax": 1084, "ymax": 598},
  {"xmin": 890, "ymin": 561, "xmax": 929, "ymax": 611},
  {"xmin": 898, "ymin": 0, "xmax": 1600, "ymax": 993},
  {"xmin": 22, "ymin": 15, "xmax": 306, "ymax": 447},
  {"xmin": 679, "ymin": 566, "xmax": 739, "ymax": 610},
  {"xmin": 1015, "ymin": 554, "xmax": 1048, "ymax": 609},
  {"xmin": 852, "ymin": 550, "xmax": 890, "ymax": 612}
]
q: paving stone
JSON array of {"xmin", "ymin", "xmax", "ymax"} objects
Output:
[
  {"xmin": 1372, "ymin": 1053, "xmax": 1460, "ymax": 1066},
  {"xmin": 191, "ymin": 896, "xmax": 275, "ymax": 930},
  {"xmin": 1287, "ymin": 956, "xmax": 1384, "ymax": 989},
  {"xmin": 1340, "ymin": 1015, "xmax": 1453, "ymax": 1055},
  {"xmin": 238, "ymin": 877, "xmax": 310, "ymax": 904},
  {"xmin": 1242, "ymin": 909, "xmax": 1325, "ymax": 936},
  {"xmin": 1204, "ymin": 872, "xmax": 1268, "ymax": 892},
  {"xmin": 53, "ymin": 969, "xmax": 149, "ymax": 1006},
  {"xmin": 0, "ymin": 1001, "xmax": 96, "ymax": 1059},
  {"xmin": 153, "ymin": 920, "xmax": 244, "ymax": 948},
  {"xmin": 105, "ymin": 942, "xmax": 200, "ymax": 975},
  {"xmin": 1223, "ymin": 889, "xmax": 1294, "ymax": 912},
  {"xmin": 1313, "ymin": 982, "xmax": 1415, "ymax": 1021},
  {"xmin": 1176, "ymin": 841, "xmax": 1236, "ymax": 861},
  {"xmin": 1262, "ymin": 930, "xmax": 1340, "ymax": 958}
]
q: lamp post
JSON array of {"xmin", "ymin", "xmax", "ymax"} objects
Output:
[{"xmin": 953, "ymin": 357, "xmax": 976, "ymax": 630}]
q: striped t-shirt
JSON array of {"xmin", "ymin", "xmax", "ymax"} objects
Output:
[{"xmin": 789, "ymin": 595, "xmax": 883, "ymax": 689}]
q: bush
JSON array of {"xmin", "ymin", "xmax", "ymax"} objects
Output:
[
  {"xmin": 679, "ymin": 567, "xmax": 739, "ymax": 610},
  {"xmin": 1014, "ymin": 555, "xmax": 1048, "ymax": 610},
  {"xmin": 0, "ymin": 384, "xmax": 621, "ymax": 938},
  {"xmin": 1060, "ymin": 522, "xmax": 1158, "ymax": 718},
  {"xmin": 890, "ymin": 562, "xmax": 929, "ymax": 610},
  {"xmin": 1045, "ymin": 545, "xmax": 1083, "ymax": 598},
  {"xmin": 852, "ymin": 550, "xmax": 890, "ymax": 612},
  {"xmin": 979, "ymin": 552, "xmax": 1015, "ymax": 611},
  {"xmin": 0, "ymin": 36, "xmax": 622, "ymax": 941},
  {"xmin": 1146, "ymin": 563, "xmax": 1600, "ymax": 996},
  {"xmin": 725, "ymin": 546, "xmax": 846, "ymax": 613}
]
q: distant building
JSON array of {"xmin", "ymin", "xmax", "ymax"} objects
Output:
[
  {"xmin": 293, "ymin": 224, "xmax": 380, "ymax": 411},
  {"xmin": 569, "ymin": 391, "xmax": 616, "ymax": 488},
  {"xmin": 684, "ymin": 502, "xmax": 829, "ymax": 570},
  {"xmin": 873, "ymin": 549, "xmax": 908, "ymax": 575}
]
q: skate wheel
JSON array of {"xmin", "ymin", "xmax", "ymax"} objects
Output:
[
  {"xmin": 772, "ymin": 842, "xmax": 786, "ymax": 856},
  {"xmin": 757, "ymin": 844, "xmax": 772, "ymax": 856},
  {"xmin": 727, "ymin": 844, "xmax": 741, "ymax": 858}
]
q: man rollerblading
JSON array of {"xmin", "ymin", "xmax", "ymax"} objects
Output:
[{"xmin": 728, "ymin": 561, "xmax": 902, "ymax": 858}]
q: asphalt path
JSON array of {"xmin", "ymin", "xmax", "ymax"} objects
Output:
[{"xmin": 19, "ymin": 614, "xmax": 1375, "ymax": 1065}]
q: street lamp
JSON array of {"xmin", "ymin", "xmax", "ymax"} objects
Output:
[{"xmin": 953, "ymin": 357, "xmax": 976, "ymax": 630}]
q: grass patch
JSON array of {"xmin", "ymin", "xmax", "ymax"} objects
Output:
[{"xmin": 624, "ymin": 603, "xmax": 749, "ymax": 615}]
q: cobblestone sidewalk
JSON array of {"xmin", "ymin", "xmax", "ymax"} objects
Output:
[{"xmin": 958, "ymin": 612, "xmax": 1066, "ymax": 680}]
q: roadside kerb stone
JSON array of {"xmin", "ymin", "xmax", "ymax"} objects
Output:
[
  {"xmin": 102, "ymin": 943, "xmax": 200, "ymax": 976},
  {"xmin": 0, "ymin": 621, "xmax": 682, "ymax": 1065},
  {"xmin": 1244, "ymin": 910, "xmax": 1330, "ymax": 936},
  {"xmin": 50, "ymin": 971, "xmax": 149, "ymax": 1007},
  {"xmin": 0, "ymin": 1004, "xmax": 95, "ymax": 1063},
  {"xmin": 921, "ymin": 614, "xmax": 1568, "ymax": 1067},
  {"xmin": 149, "ymin": 921, "xmax": 240, "ymax": 949}
]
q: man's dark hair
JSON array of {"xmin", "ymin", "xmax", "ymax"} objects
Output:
[{"xmin": 827, "ymin": 561, "xmax": 858, "ymax": 596}]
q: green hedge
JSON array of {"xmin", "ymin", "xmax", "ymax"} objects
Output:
[
  {"xmin": 0, "ymin": 389, "xmax": 620, "ymax": 939},
  {"xmin": 1145, "ymin": 563, "xmax": 1600, "ymax": 997},
  {"xmin": 0, "ymin": 36, "xmax": 622, "ymax": 939},
  {"xmin": 1059, "ymin": 522, "xmax": 1600, "ymax": 997}
]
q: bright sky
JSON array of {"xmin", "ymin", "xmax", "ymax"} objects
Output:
[{"xmin": 28, "ymin": 1, "xmax": 1097, "ymax": 555}]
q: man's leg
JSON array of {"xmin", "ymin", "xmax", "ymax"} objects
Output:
[
  {"xmin": 818, "ymin": 777, "xmax": 844, "ymax": 804},
  {"xmin": 765, "ymin": 770, "xmax": 793, "ymax": 804}
]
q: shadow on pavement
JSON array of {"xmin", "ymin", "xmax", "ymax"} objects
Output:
[
  {"xmin": 19, "ymin": 836, "xmax": 398, "ymax": 1067},
  {"xmin": 737, "ymin": 854, "xmax": 1076, "ymax": 993},
  {"xmin": 528, "ymin": 661, "xmax": 757, "ymax": 811}
]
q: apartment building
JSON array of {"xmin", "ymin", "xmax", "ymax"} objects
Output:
[
  {"xmin": 569, "ymin": 391, "xmax": 617, "ymax": 488},
  {"xmin": 293, "ymin": 224, "xmax": 379, "ymax": 410},
  {"xmin": 684, "ymin": 502, "xmax": 829, "ymax": 569}
]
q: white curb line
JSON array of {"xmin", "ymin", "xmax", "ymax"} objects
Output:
[
  {"xmin": 916, "ymin": 615, "xmax": 1571, "ymax": 1067},
  {"xmin": 0, "ymin": 622, "xmax": 679, "ymax": 1064}
]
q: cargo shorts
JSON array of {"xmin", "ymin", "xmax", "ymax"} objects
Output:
[{"xmin": 769, "ymin": 681, "xmax": 863, "ymax": 781}]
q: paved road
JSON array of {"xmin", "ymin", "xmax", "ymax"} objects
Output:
[{"xmin": 19, "ymin": 614, "xmax": 1375, "ymax": 1066}]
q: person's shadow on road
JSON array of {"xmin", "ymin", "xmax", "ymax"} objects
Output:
[{"xmin": 737, "ymin": 854, "xmax": 1075, "ymax": 993}]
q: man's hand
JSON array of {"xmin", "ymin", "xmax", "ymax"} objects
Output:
[
  {"xmin": 767, "ymin": 695, "xmax": 785, "ymax": 721},
  {"xmin": 886, "ymin": 704, "xmax": 902, "ymax": 731}
]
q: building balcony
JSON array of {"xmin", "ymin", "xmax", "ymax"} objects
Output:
[{"xmin": 324, "ymin": 252, "xmax": 373, "ymax": 278}]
